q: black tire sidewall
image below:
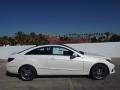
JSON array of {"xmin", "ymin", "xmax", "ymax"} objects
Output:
[
  {"xmin": 90, "ymin": 64, "xmax": 108, "ymax": 80},
  {"xmin": 19, "ymin": 65, "xmax": 36, "ymax": 81}
]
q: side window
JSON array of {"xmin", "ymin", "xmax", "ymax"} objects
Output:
[
  {"xmin": 25, "ymin": 47, "xmax": 52, "ymax": 55},
  {"xmin": 52, "ymin": 47, "xmax": 73, "ymax": 56}
]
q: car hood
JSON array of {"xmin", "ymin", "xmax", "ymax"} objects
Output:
[{"xmin": 83, "ymin": 52, "xmax": 111, "ymax": 60}]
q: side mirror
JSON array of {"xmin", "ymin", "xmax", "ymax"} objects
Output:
[{"xmin": 70, "ymin": 53, "xmax": 78, "ymax": 59}]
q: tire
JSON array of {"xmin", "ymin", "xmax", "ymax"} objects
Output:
[
  {"xmin": 18, "ymin": 65, "xmax": 37, "ymax": 81},
  {"xmin": 90, "ymin": 64, "xmax": 109, "ymax": 80}
]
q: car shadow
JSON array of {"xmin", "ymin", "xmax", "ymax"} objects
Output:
[
  {"xmin": 6, "ymin": 71, "xmax": 90, "ymax": 79},
  {"xmin": 36, "ymin": 75, "xmax": 90, "ymax": 79},
  {"xmin": 6, "ymin": 71, "xmax": 18, "ymax": 77}
]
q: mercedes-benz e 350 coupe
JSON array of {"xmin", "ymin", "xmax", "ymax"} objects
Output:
[{"xmin": 6, "ymin": 45, "xmax": 115, "ymax": 81}]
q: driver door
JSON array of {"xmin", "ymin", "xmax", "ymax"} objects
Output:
[{"xmin": 48, "ymin": 46, "xmax": 84, "ymax": 75}]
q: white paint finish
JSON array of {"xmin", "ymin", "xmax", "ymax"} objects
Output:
[
  {"xmin": 0, "ymin": 42, "xmax": 120, "ymax": 60},
  {"xmin": 6, "ymin": 44, "xmax": 115, "ymax": 80},
  {"xmin": 43, "ymin": 55, "xmax": 84, "ymax": 74}
]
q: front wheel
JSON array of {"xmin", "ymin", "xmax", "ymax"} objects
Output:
[
  {"xmin": 90, "ymin": 64, "xmax": 109, "ymax": 80},
  {"xmin": 18, "ymin": 65, "xmax": 37, "ymax": 81}
]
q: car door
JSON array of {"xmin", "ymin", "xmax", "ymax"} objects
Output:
[{"xmin": 47, "ymin": 46, "xmax": 84, "ymax": 75}]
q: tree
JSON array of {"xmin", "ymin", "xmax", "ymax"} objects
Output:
[
  {"xmin": 7, "ymin": 37, "xmax": 17, "ymax": 45},
  {"xmin": 2, "ymin": 36, "xmax": 10, "ymax": 45},
  {"xmin": 15, "ymin": 31, "xmax": 25, "ymax": 45},
  {"xmin": 91, "ymin": 37, "xmax": 98, "ymax": 42},
  {"xmin": 104, "ymin": 32, "xmax": 110, "ymax": 41},
  {"xmin": 110, "ymin": 34, "xmax": 120, "ymax": 42},
  {"xmin": 88, "ymin": 34, "xmax": 92, "ymax": 40}
]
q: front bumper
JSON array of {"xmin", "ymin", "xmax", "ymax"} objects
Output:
[{"xmin": 109, "ymin": 63, "xmax": 115, "ymax": 74}]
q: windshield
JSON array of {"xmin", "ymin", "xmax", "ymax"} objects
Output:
[{"xmin": 62, "ymin": 45, "xmax": 84, "ymax": 55}]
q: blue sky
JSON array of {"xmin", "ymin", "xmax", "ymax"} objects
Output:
[{"xmin": 0, "ymin": 0, "xmax": 120, "ymax": 36}]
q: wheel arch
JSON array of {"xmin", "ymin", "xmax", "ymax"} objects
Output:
[
  {"xmin": 18, "ymin": 64, "xmax": 38, "ymax": 75},
  {"xmin": 89, "ymin": 63, "xmax": 110, "ymax": 75}
]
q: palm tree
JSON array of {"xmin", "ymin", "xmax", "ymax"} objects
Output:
[
  {"xmin": 30, "ymin": 32, "xmax": 36, "ymax": 38},
  {"xmin": 88, "ymin": 34, "xmax": 92, "ymax": 40},
  {"xmin": 15, "ymin": 31, "xmax": 25, "ymax": 45},
  {"xmin": 104, "ymin": 32, "xmax": 110, "ymax": 41}
]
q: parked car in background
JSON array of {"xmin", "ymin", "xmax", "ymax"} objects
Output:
[{"xmin": 6, "ymin": 44, "xmax": 115, "ymax": 81}]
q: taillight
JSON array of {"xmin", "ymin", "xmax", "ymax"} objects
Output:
[{"xmin": 8, "ymin": 58, "xmax": 14, "ymax": 62}]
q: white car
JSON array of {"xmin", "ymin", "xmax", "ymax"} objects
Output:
[{"xmin": 6, "ymin": 45, "xmax": 115, "ymax": 81}]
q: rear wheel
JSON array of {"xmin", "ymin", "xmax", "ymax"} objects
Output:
[
  {"xmin": 90, "ymin": 64, "xmax": 109, "ymax": 80},
  {"xmin": 19, "ymin": 65, "xmax": 37, "ymax": 81}
]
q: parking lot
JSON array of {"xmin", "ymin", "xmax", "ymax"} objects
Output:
[{"xmin": 0, "ymin": 58, "xmax": 120, "ymax": 90}]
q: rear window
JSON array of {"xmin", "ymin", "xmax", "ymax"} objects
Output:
[{"xmin": 25, "ymin": 46, "xmax": 52, "ymax": 55}]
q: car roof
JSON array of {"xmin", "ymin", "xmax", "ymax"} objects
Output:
[
  {"xmin": 18, "ymin": 44, "xmax": 67, "ymax": 54},
  {"xmin": 35, "ymin": 44, "xmax": 67, "ymax": 47},
  {"xmin": 19, "ymin": 44, "xmax": 72, "ymax": 54}
]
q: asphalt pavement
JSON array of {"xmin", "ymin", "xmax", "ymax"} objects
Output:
[{"xmin": 0, "ymin": 58, "xmax": 120, "ymax": 90}]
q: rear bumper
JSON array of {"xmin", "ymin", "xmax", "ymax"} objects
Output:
[{"xmin": 6, "ymin": 63, "xmax": 18, "ymax": 74}]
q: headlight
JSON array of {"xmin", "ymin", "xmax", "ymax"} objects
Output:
[{"xmin": 106, "ymin": 59, "xmax": 112, "ymax": 63}]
